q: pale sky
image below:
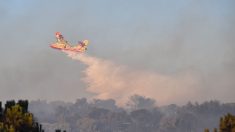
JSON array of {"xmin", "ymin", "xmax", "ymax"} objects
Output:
[{"xmin": 0, "ymin": 0, "xmax": 234, "ymax": 105}]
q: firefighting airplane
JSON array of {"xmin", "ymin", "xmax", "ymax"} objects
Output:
[{"xmin": 50, "ymin": 32, "xmax": 89, "ymax": 53}]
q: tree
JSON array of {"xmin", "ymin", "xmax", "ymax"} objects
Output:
[
  {"xmin": 205, "ymin": 113, "xmax": 235, "ymax": 132},
  {"xmin": 126, "ymin": 95, "xmax": 156, "ymax": 111},
  {"xmin": 219, "ymin": 113, "xmax": 235, "ymax": 132},
  {"xmin": 204, "ymin": 128, "xmax": 209, "ymax": 132},
  {"xmin": 0, "ymin": 100, "xmax": 43, "ymax": 131},
  {"xmin": 213, "ymin": 128, "xmax": 217, "ymax": 132}
]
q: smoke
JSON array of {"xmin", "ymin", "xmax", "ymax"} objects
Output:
[{"xmin": 63, "ymin": 51, "xmax": 200, "ymax": 106}]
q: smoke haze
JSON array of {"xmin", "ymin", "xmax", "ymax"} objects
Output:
[{"xmin": 0, "ymin": 0, "xmax": 234, "ymax": 105}]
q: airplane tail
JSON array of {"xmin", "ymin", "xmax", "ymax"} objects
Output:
[{"xmin": 83, "ymin": 40, "xmax": 89, "ymax": 46}]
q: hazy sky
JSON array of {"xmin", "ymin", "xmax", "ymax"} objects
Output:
[{"xmin": 0, "ymin": 0, "xmax": 234, "ymax": 105}]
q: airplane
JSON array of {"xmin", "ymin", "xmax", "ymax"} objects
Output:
[{"xmin": 50, "ymin": 32, "xmax": 89, "ymax": 53}]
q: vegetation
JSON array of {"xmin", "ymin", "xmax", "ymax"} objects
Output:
[
  {"xmin": 205, "ymin": 113, "xmax": 235, "ymax": 132},
  {"xmin": 219, "ymin": 113, "xmax": 235, "ymax": 132},
  {"xmin": 0, "ymin": 98, "xmax": 234, "ymax": 132},
  {"xmin": 29, "ymin": 97, "xmax": 235, "ymax": 132},
  {"xmin": 0, "ymin": 100, "xmax": 43, "ymax": 132}
]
